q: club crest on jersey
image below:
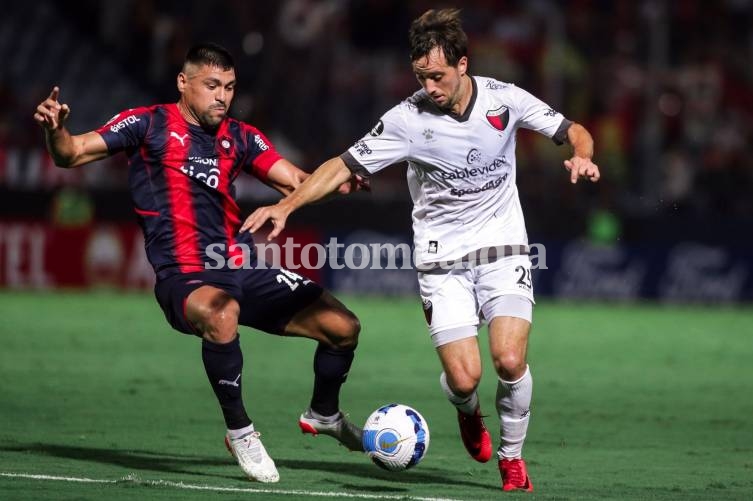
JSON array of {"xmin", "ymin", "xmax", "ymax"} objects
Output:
[
  {"xmin": 421, "ymin": 297, "xmax": 433, "ymax": 325},
  {"xmin": 485, "ymin": 105, "xmax": 510, "ymax": 131},
  {"xmin": 219, "ymin": 135, "xmax": 233, "ymax": 153}
]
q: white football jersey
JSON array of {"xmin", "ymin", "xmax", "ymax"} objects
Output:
[{"xmin": 342, "ymin": 76, "xmax": 570, "ymax": 267}]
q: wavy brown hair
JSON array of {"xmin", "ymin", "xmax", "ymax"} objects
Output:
[{"xmin": 409, "ymin": 9, "xmax": 468, "ymax": 65}]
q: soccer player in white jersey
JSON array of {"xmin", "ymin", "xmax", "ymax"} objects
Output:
[{"xmin": 243, "ymin": 8, "xmax": 599, "ymax": 492}]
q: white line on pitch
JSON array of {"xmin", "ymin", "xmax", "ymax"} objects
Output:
[{"xmin": 0, "ymin": 472, "xmax": 464, "ymax": 501}]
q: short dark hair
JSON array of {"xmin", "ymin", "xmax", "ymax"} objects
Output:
[
  {"xmin": 409, "ymin": 9, "xmax": 467, "ymax": 66},
  {"xmin": 184, "ymin": 42, "xmax": 235, "ymax": 70}
]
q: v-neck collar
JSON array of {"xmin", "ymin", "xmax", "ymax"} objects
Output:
[{"xmin": 446, "ymin": 75, "xmax": 477, "ymax": 123}]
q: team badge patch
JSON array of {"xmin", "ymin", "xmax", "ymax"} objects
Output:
[
  {"xmin": 485, "ymin": 105, "xmax": 510, "ymax": 131},
  {"xmin": 369, "ymin": 120, "xmax": 384, "ymax": 137},
  {"xmin": 219, "ymin": 136, "xmax": 233, "ymax": 153}
]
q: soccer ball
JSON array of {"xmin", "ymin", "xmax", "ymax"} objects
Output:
[{"xmin": 362, "ymin": 403, "xmax": 430, "ymax": 471}]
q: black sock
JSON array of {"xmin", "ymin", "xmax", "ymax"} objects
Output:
[
  {"xmin": 202, "ymin": 335, "xmax": 252, "ymax": 429},
  {"xmin": 310, "ymin": 343, "xmax": 355, "ymax": 417}
]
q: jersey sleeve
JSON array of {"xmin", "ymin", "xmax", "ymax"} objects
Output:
[
  {"xmin": 511, "ymin": 86, "xmax": 572, "ymax": 145},
  {"xmin": 94, "ymin": 107, "xmax": 152, "ymax": 153},
  {"xmin": 340, "ymin": 104, "xmax": 410, "ymax": 176},
  {"xmin": 242, "ymin": 126, "xmax": 283, "ymax": 181}
]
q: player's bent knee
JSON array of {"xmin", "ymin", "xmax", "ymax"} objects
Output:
[
  {"xmin": 324, "ymin": 309, "xmax": 361, "ymax": 349},
  {"xmin": 342, "ymin": 310, "xmax": 361, "ymax": 338},
  {"xmin": 445, "ymin": 370, "xmax": 481, "ymax": 397},
  {"xmin": 449, "ymin": 378, "xmax": 479, "ymax": 397},
  {"xmin": 186, "ymin": 289, "xmax": 239, "ymax": 342}
]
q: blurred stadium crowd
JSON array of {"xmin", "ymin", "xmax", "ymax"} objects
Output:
[{"xmin": 1, "ymin": 0, "xmax": 752, "ymax": 244}]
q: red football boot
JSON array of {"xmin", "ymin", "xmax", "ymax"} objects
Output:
[
  {"xmin": 457, "ymin": 409, "xmax": 492, "ymax": 462},
  {"xmin": 499, "ymin": 458, "xmax": 533, "ymax": 492}
]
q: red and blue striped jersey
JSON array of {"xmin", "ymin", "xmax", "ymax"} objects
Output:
[{"xmin": 96, "ymin": 103, "xmax": 282, "ymax": 279}]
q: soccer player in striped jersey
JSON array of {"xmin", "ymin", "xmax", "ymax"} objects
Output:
[
  {"xmin": 34, "ymin": 43, "xmax": 367, "ymax": 483},
  {"xmin": 243, "ymin": 9, "xmax": 600, "ymax": 492}
]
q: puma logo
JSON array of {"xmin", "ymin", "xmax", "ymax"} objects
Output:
[
  {"xmin": 170, "ymin": 131, "xmax": 189, "ymax": 146},
  {"xmin": 218, "ymin": 373, "xmax": 241, "ymax": 387}
]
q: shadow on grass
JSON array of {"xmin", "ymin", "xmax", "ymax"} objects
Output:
[
  {"xmin": 1, "ymin": 442, "xmax": 498, "ymax": 493},
  {"xmin": 277, "ymin": 458, "xmax": 498, "ymax": 492},
  {"xmin": 0, "ymin": 442, "xmax": 237, "ymax": 480}
]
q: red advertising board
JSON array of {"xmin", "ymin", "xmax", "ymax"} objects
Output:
[{"xmin": 0, "ymin": 222, "xmax": 322, "ymax": 290}]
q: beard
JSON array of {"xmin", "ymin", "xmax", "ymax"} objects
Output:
[
  {"xmin": 437, "ymin": 92, "xmax": 460, "ymax": 113},
  {"xmin": 436, "ymin": 81, "xmax": 464, "ymax": 113},
  {"xmin": 199, "ymin": 109, "xmax": 226, "ymax": 129}
]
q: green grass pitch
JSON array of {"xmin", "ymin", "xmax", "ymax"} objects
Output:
[{"xmin": 1, "ymin": 291, "xmax": 752, "ymax": 500}]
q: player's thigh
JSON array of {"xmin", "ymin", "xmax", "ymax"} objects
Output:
[
  {"xmin": 283, "ymin": 290, "xmax": 360, "ymax": 348},
  {"xmin": 418, "ymin": 267, "xmax": 479, "ymax": 347},
  {"xmin": 234, "ymin": 266, "xmax": 324, "ymax": 336}
]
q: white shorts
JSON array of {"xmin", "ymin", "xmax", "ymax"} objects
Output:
[{"xmin": 418, "ymin": 254, "xmax": 535, "ymax": 347}]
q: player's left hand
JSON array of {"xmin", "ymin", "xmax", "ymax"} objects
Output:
[
  {"xmin": 564, "ymin": 156, "xmax": 600, "ymax": 184},
  {"xmin": 337, "ymin": 174, "xmax": 371, "ymax": 195}
]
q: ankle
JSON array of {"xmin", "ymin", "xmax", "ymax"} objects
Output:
[
  {"xmin": 309, "ymin": 408, "xmax": 341, "ymax": 423},
  {"xmin": 227, "ymin": 424, "xmax": 255, "ymax": 440}
]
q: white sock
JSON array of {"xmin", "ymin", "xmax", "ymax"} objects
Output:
[
  {"xmin": 227, "ymin": 423, "xmax": 255, "ymax": 440},
  {"xmin": 496, "ymin": 365, "xmax": 532, "ymax": 459},
  {"xmin": 440, "ymin": 371, "xmax": 479, "ymax": 415}
]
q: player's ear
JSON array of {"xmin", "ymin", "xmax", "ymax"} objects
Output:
[
  {"xmin": 457, "ymin": 56, "xmax": 468, "ymax": 76},
  {"xmin": 177, "ymin": 72, "xmax": 187, "ymax": 93}
]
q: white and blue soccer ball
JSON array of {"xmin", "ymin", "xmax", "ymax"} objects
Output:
[{"xmin": 362, "ymin": 403, "xmax": 430, "ymax": 471}]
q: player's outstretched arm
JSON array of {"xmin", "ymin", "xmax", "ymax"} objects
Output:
[
  {"xmin": 563, "ymin": 122, "xmax": 600, "ymax": 184},
  {"xmin": 33, "ymin": 86, "xmax": 109, "ymax": 168},
  {"xmin": 240, "ymin": 156, "xmax": 353, "ymax": 240},
  {"xmin": 264, "ymin": 158, "xmax": 370, "ymax": 198}
]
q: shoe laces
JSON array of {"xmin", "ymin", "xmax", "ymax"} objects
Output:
[
  {"xmin": 460, "ymin": 411, "xmax": 486, "ymax": 434},
  {"xmin": 235, "ymin": 431, "xmax": 264, "ymax": 463},
  {"xmin": 502, "ymin": 459, "xmax": 526, "ymax": 485}
]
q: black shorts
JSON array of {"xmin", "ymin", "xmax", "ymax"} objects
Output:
[{"xmin": 154, "ymin": 264, "xmax": 323, "ymax": 336}]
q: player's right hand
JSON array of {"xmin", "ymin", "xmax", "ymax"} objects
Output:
[{"xmin": 33, "ymin": 87, "xmax": 71, "ymax": 131}]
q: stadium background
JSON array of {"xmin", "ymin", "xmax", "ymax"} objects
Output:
[
  {"xmin": 1, "ymin": 1, "xmax": 752, "ymax": 500},
  {"xmin": 1, "ymin": 0, "xmax": 752, "ymax": 299}
]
